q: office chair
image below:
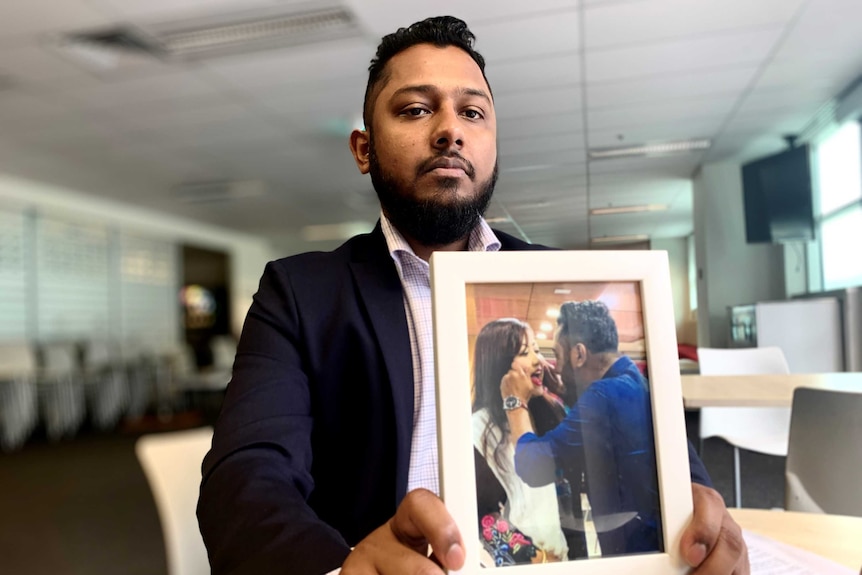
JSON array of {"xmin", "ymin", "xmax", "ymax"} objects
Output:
[
  {"xmin": 697, "ymin": 346, "xmax": 792, "ymax": 508},
  {"xmin": 786, "ymin": 387, "xmax": 862, "ymax": 516},
  {"xmin": 136, "ymin": 427, "xmax": 213, "ymax": 575}
]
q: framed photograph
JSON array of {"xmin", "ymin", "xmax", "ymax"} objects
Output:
[{"xmin": 431, "ymin": 251, "xmax": 692, "ymax": 574}]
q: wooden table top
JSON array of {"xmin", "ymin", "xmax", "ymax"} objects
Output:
[
  {"xmin": 680, "ymin": 372, "xmax": 862, "ymax": 408},
  {"xmin": 729, "ymin": 508, "xmax": 862, "ymax": 570}
]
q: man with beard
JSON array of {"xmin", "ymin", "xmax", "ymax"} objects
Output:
[
  {"xmin": 197, "ymin": 16, "xmax": 749, "ymax": 575},
  {"xmin": 502, "ymin": 300, "xmax": 662, "ymax": 557}
]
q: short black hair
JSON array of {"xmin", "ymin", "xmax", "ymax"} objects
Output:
[
  {"xmin": 557, "ymin": 300, "xmax": 619, "ymax": 355},
  {"xmin": 362, "ymin": 15, "xmax": 491, "ymax": 131}
]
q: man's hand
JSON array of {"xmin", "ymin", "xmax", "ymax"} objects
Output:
[
  {"xmin": 342, "ymin": 489, "xmax": 464, "ymax": 574},
  {"xmin": 681, "ymin": 483, "xmax": 750, "ymax": 574},
  {"xmin": 500, "ymin": 363, "xmax": 534, "ymax": 402}
]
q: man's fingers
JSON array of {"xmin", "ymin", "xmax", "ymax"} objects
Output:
[
  {"xmin": 691, "ymin": 520, "xmax": 748, "ymax": 575},
  {"xmin": 681, "ymin": 484, "xmax": 726, "ymax": 566},
  {"xmin": 391, "ymin": 489, "xmax": 465, "ymax": 571},
  {"xmin": 343, "ymin": 526, "xmax": 444, "ymax": 575}
]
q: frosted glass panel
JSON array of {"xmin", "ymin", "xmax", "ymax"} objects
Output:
[
  {"xmin": 822, "ymin": 205, "xmax": 862, "ymax": 290},
  {"xmin": 119, "ymin": 234, "xmax": 179, "ymax": 350},
  {"xmin": 36, "ymin": 218, "xmax": 110, "ymax": 339},
  {"xmin": 817, "ymin": 122, "xmax": 862, "ymax": 216},
  {"xmin": 0, "ymin": 209, "xmax": 29, "ymax": 341}
]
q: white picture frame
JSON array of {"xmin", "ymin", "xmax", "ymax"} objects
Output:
[{"xmin": 431, "ymin": 250, "xmax": 693, "ymax": 575}]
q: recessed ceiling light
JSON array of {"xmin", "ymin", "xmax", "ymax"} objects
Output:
[
  {"xmin": 539, "ymin": 321, "xmax": 553, "ymax": 332},
  {"xmin": 590, "ymin": 234, "xmax": 650, "ymax": 244},
  {"xmin": 173, "ymin": 179, "xmax": 267, "ymax": 203},
  {"xmin": 301, "ymin": 221, "xmax": 372, "ymax": 242},
  {"xmin": 536, "ymin": 332, "xmax": 548, "ymax": 340},
  {"xmin": 553, "ymin": 288, "xmax": 571, "ymax": 295},
  {"xmin": 588, "ymin": 139, "xmax": 710, "ymax": 160},
  {"xmin": 590, "ymin": 204, "xmax": 668, "ymax": 216},
  {"xmin": 501, "ymin": 164, "xmax": 555, "ymax": 173},
  {"xmin": 58, "ymin": 5, "xmax": 358, "ymax": 63},
  {"xmin": 546, "ymin": 307, "xmax": 560, "ymax": 319}
]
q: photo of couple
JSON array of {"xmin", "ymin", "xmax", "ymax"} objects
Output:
[{"xmin": 468, "ymin": 282, "xmax": 662, "ymax": 567}]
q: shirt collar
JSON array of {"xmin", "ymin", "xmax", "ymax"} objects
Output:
[{"xmin": 380, "ymin": 211, "xmax": 501, "ymax": 264}]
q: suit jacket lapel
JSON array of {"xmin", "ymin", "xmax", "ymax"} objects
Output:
[{"xmin": 349, "ymin": 226, "xmax": 414, "ymax": 505}]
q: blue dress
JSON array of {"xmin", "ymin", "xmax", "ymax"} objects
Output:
[{"xmin": 514, "ymin": 356, "xmax": 661, "ymax": 556}]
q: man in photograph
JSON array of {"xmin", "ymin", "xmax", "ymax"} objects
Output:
[
  {"xmin": 197, "ymin": 16, "xmax": 749, "ymax": 575},
  {"xmin": 502, "ymin": 300, "xmax": 661, "ymax": 556}
]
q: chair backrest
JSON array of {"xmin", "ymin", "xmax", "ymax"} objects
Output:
[
  {"xmin": 0, "ymin": 342, "xmax": 37, "ymax": 380},
  {"xmin": 697, "ymin": 346, "xmax": 792, "ymax": 455},
  {"xmin": 786, "ymin": 388, "xmax": 862, "ymax": 516},
  {"xmin": 697, "ymin": 346, "xmax": 790, "ymax": 376},
  {"xmin": 136, "ymin": 427, "xmax": 213, "ymax": 575}
]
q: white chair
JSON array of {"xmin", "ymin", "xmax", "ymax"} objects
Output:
[
  {"xmin": 136, "ymin": 427, "xmax": 213, "ymax": 575},
  {"xmin": 697, "ymin": 346, "xmax": 792, "ymax": 508},
  {"xmin": 785, "ymin": 387, "xmax": 862, "ymax": 516},
  {"xmin": 0, "ymin": 343, "xmax": 39, "ymax": 451}
]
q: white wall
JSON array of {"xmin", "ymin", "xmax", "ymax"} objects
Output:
[
  {"xmin": 692, "ymin": 162, "xmax": 786, "ymax": 348},
  {"xmin": 0, "ymin": 174, "xmax": 278, "ymax": 335},
  {"xmin": 782, "ymin": 241, "xmax": 809, "ymax": 297},
  {"xmin": 650, "ymin": 237, "xmax": 689, "ymax": 344}
]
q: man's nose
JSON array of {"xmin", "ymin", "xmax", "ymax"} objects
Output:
[{"xmin": 431, "ymin": 107, "xmax": 464, "ymax": 150}]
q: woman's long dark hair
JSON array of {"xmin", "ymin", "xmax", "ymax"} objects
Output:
[{"xmin": 473, "ymin": 318, "xmax": 529, "ymax": 470}]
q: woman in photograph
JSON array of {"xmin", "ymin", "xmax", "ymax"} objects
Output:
[{"xmin": 472, "ymin": 318, "xmax": 569, "ymax": 565}]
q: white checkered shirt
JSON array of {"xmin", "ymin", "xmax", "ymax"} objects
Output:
[{"xmin": 380, "ymin": 213, "xmax": 501, "ymax": 495}]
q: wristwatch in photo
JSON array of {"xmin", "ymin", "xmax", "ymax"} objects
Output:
[{"xmin": 502, "ymin": 396, "xmax": 527, "ymax": 411}]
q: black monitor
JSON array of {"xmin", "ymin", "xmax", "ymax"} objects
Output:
[{"xmin": 742, "ymin": 145, "xmax": 815, "ymax": 243}]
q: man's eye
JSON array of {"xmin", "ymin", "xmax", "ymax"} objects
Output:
[
  {"xmin": 403, "ymin": 107, "xmax": 429, "ymax": 117},
  {"xmin": 463, "ymin": 109, "xmax": 483, "ymax": 119}
]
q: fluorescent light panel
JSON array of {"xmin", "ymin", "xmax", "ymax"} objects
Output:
[
  {"xmin": 590, "ymin": 234, "xmax": 650, "ymax": 244},
  {"xmin": 159, "ymin": 7, "xmax": 355, "ymax": 56},
  {"xmin": 589, "ymin": 139, "xmax": 710, "ymax": 160},
  {"xmin": 590, "ymin": 204, "xmax": 668, "ymax": 216}
]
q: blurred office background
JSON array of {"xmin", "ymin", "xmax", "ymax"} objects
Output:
[{"xmin": 1, "ymin": 0, "xmax": 862, "ymax": 573}]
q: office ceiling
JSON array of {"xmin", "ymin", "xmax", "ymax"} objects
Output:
[{"xmin": 0, "ymin": 0, "xmax": 860, "ymax": 253}]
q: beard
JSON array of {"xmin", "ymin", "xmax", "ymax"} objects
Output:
[{"xmin": 368, "ymin": 137, "xmax": 497, "ymax": 247}]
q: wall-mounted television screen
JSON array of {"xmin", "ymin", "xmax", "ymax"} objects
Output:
[{"xmin": 742, "ymin": 145, "xmax": 815, "ymax": 243}]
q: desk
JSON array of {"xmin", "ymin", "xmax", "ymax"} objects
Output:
[
  {"xmin": 681, "ymin": 372, "xmax": 862, "ymax": 408},
  {"xmin": 729, "ymin": 508, "xmax": 862, "ymax": 570}
]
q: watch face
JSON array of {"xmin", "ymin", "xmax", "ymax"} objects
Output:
[{"xmin": 503, "ymin": 396, "xmax": 521, "ymax": 410}]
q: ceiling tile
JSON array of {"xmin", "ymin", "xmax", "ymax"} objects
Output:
[
  {"xmin": 773, "ymin": 0, "xmax": 862, "ymax": 61},
  {"xmin": 498, "ymin": 113, "xmax": 583, "ymax": 140},
  {"xmin": 585, "ymin": 0, "xmax": 803, "ymax": 50},
  {"xmin": 0, "ymin": 0, "xmax": 113, "ymax": 41},
  {"xmin": 588, "ymin": 95, "xmax": 736, "ymax": 131},
  {"xmin": 471, "ymin": 9, "xmax": 580, "ymax": 63},
  {"xmin": 588, "ymin": 118, "xmax": 723, "ymax": 148},
  {"xmin": 203, "ymin": 38, "xmax": 375, "ymax": 90},
  {"xmin": 61, "ymin": 69, "xmax": 227, "ymax": 111},
  {"xmin": 486, "ymin": 53, "xmax": 579, "ymax": 95},
  {"xmin": 500, "ymin": 132, "xmax": 586, "ymax": 156},
  {"xmin": 588, "ymin": 66, "xmax": 757, "ymax": 108},
  {"xmin": 0, "ymin": 44, "xmax": 92, "ymax": 88},
  {"xmin": 586, "ymin": 28, "xmax": 782, "ymax": 83},
  {"xmin": 344, "ymin": 0, "xmax": 577, "ymax": 37},
  {"xmin": 494, "ymin": 86, "xmax": 581, "ymax": 119}
]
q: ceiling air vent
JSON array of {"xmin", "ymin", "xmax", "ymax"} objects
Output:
[
  {"xmin": 172, "ymin": 180, "xmax": 268, "ymax": 204},
  {"xmin": 57, "ymin": 3, "xmax": 359, "ymax": 64}
]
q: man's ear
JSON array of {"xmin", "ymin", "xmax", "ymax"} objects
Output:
[
  {"xmin": 570, "ymin": 343, "xmax": 587, "ymax": 368},
  {"xmin": 349, "ymin": 129, "xmax": 371, "ymax": 174}
]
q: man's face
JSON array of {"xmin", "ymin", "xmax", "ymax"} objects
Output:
[
  {"xmin": 353, "ymin": 44, "xmax": 498, "ymax": 246},
  {"xmin": 554, "ymin": 330, "xmax": 582, "ymax": 388}
]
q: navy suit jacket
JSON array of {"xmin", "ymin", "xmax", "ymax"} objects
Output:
[{"xmin": 197, "ymin": 223, "xmax": 711, "ymax": 575}]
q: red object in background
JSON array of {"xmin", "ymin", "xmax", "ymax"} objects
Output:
[{"xmin": 677, "ymin": 344, "xmax": 699, "ymax": 362}]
